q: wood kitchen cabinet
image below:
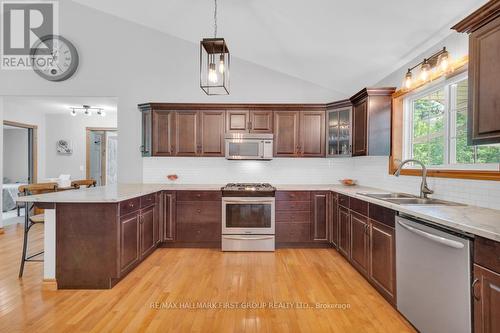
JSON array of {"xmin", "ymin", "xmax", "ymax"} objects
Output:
[
  {"xmin": 120, "ymin": 212, "xmax": 141, "ymax": 274},
  {"xmin": 199, "ymin": 110, "xmax": 225, "ymax": 156},
  {"xmin": 328, "ymin": 192, "xmax": 338, "ymax": 247},
  {"xmin": 162, "ymin": 191, "xmax": 176, "ymax": 242},
  {"xmin": 274, "ymin": 110, "xmax": 325, "ymax": 157},
  {"xmin": 338, "ymin": 205, "xmax": 350, "ymax": 258},
  {"xmin": 275, "ymin": 191, "xmax": 312, "ymax": 244},
  {"xmin": 326, "ymin": 100, "xmax": 352, "ymax": 157},
  {"xmin": 473, "ymin": 236, "xmax": 500, "ymax": 333},
  {"xmin": 140, "ymin": 205, "xmax": 156, "ymax": 258},
  {"xmin": 226, "ymin": 110, "xmax": 273, "ymax": 133},
  {"xmin": 274, "ymin": 111, "xmax": 300, "ymax": 156},
  {"xmin": 152, "ymin": 110, "xmax": 175, "ymax": 156},
  {"xmin": 453, "ymin": 2, "xmax": 500, "ymax": 145},
  {"xmin": 175, "ymin": 111, "xmax": 199, "ymax": 156},
  {"xmin": 350, "ymin": 88, "xmax": 395, "ymax": 156},
  {"xmin": 350, "ymin": 212, "xmax": 369, "ymax": 276},
  {"xmin": 311, "ymin": 192, "xmax": 329, "ymax": 241}
]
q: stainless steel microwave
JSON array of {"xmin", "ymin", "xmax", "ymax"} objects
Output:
[{"xmin": 224, "ymin": 133, "xmax": 273, "ymax": 160}]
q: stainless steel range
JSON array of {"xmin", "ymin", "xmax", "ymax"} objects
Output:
[{"xmin": 221, "ymin": 183, "xmax": 276, "ymax": 251}]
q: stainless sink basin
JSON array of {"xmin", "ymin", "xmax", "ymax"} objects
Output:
[
  {"xmin": 383, "ymin": 197, "xmax": 465, "ymax": 206},
  {"xmin": 357, "ymin": 193, "xmax": 465, "ymax": 206},
  {"xmin": 359, "ymin": 192, "xmax": 416, "ymax": 199}
]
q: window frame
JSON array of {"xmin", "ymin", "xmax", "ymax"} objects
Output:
[{"xmin": 389, "ymin": 58, "xmax": 500, "ymax": 181}]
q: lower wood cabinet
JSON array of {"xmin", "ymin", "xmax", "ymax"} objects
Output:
[
  {"xmin": 163, "ymin": 191, "xmax": 176, "ymax": 242},
  {"xmin": 473, "ymin": 236, "xmax": 500, "ymax": 333},
  {"xmin": 350, "ymin": 212, "xmax": 369, "ymax": 276},
  {"xmin": 120, "ymin": 212, "xmax": 141, "ymax": 274},
  {"xmin": 328, "ymin": 193, "xmax": 338, "ymax": 247},
  {"xmin": 311, "ymin": 192, "xmax": 328, "ymax": 241},
  {"xmin": 338, "ymin": 205, "xmax": 351, "ymax": 258},
  {"xmin": 140, "ymin": 205, "xmax": 156, "ymax": 258},
  {"xmin": 369, "ymin": 219, "xmax": 395, "ymax": 303}
]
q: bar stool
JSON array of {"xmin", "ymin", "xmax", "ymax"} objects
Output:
[
  {"xmin": 70, "ymin": 179, "xmax": 97, "ymax": 189},
  {"xmin": 18, "ymin": 183, "xmax": 58, "ymax": 278}
]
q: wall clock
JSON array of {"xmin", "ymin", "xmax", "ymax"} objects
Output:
[{"xmin": 30, "ymin": 35, "xmax": 79, "ymax": 82}]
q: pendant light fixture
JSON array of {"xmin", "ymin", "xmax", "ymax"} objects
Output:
[
  {"xmin": 200, "ymin": 0, "xmax": 230, "ymax": 95},
  {"xmin": 70, "ymin": 105, "xmax": 106, "ymax": 117}
]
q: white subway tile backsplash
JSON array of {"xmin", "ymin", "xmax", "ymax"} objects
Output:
[{"xmin": 143, "ymin": 156, "xmax": 500, "ymax": 210}]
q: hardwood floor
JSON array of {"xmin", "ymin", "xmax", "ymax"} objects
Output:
[{"xmin": 0, "ymin": 224, "xmax": 415, "ymax": 332}]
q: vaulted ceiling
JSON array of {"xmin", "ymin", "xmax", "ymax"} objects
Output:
[{"xmin": 73, "ymin": 0, "xmax": 487, "ymax": 96}]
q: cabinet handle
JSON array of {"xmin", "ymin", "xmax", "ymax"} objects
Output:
[
  {"xmin": 196, "ymin": 209, "xmax": 201, "ymax": 213},
  {"xmin": 196, "ymin": 194, "xmax": 201, "ymax": 198},
  {"xmin": 472, "ymin": 278, "xmax": 481, "ymax": 301},
  {"xmin": 129, "ymin": 202, "xmax": 135, "ymax": 208},
  {"xmin": 248, "ymin": 121, "xmax": 252, "ymax": 129}
]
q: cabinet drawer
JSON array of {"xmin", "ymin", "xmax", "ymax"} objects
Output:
[
  {"xmin": 275, "ymin": 211, "xmax": 310, "ymax": 223},
  {"xmin": 177, "ymin": 222, "xmax": 221, "ymax": 242},
  {"xmin": 475, "ymin": 236, "xmax": 500, "ymax": 274},
  {"xmin": 369, "ymin": 203, "xmax": 395, "ymax": 228},
  {"xmin": 350, "ymin": 197, "xmax": 368, "ymax": 216},
  {"xmin": 275, "ymin": 191, "xmax": 310, "ymax": 201},
  {"xmin": 120, "ymin": 197, "xmax": 141, "ymax": 216},
  {"xmin": 177, "ymin": 201, "xmax": 221, "ymax": 224},
  {"xmin": 276, "ymin": 201, "xmax": 311, "ymax": 211},
  {"xmin": 276, "ymin": 223, "xmax": 311, "ymax": 242},
  {"xmin": 140, "ymin": 193, "xmax": 156, "ymax": 208},
  {"xmin": 338, "ymin": 194, "xmax": 350, "ymax": 208},
  {"xmin": 177, "ymin": 191, "xmax": 222, "ymax": 201}
]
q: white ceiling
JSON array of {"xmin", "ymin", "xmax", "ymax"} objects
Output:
[
  {"xmin": 3, "ymin": 96, "xmax": 118, "ymax": 115},
  {"xmin": 73, "ymin": 0, "xmax": 487, "ymax": 96}
]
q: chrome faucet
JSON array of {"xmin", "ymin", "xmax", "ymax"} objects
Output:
[{"xmin": 393, "ymin": 159, "xmax": 434, "ymax": 199}]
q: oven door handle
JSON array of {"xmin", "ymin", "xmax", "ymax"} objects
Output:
[
  {"xmin": 223, "ymin": 235, "xmax": 275, "ymax": 241},
  {"xmin": 223, "ymin": 200, "xmax": 274, "ymax": 204}
]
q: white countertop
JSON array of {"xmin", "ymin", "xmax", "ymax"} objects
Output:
[{"xmin": 17, "ymin": 183, "xmax": 500, "ymax": 242}]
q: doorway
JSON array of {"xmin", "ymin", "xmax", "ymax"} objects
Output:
[
  {"xmin": 2, "ymin": 121, "xmax": 37, "ymax": 225},
  {"xmin": 86, "ymin": 128, "xmax": 117, "ymax": 186}
]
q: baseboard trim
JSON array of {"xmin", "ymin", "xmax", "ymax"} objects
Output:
[{"xmin": 42, "ymin": 279, "xmax": 58, "ymax": 290}]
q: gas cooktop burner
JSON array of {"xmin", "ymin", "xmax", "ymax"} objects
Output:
[{"xmin": 222, "ymin": 183, "xmax": 276, "ymax": 197}]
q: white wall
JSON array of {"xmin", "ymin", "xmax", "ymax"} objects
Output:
[
  {"xmin": 375, "ymin": 32, "xmax": 469, "ymax": 88},
  {"xmin": 44, "ymin": 113, "xmax": 117, "ymax": 179},
  {"xmin": 0, "ymin": 0, "xmax": 341, "ymax": 186},
  {"xmin": 3, "ymin": 128, "xmax": 29, "ymax": 183},
  {"xmin": 3, "ymin": 100, "xmax": 46, "ymax": 180}
]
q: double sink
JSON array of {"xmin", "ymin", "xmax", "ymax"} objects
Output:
[{"xmin": 358, "ymin": 192, "xmax": 465, "ymax": 206}]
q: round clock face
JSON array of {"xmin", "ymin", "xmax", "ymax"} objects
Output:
[{"xmin": 30, "ymin": 35, "xmax": 79, "ymax": 82}]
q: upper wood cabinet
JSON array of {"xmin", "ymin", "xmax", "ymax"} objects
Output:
[
  {"xmin": 175, "ymin": 111, "xmax": 199, "ymax": 156},
  {"xmin": 274, "ymin": 111, "xmax": 300, "ymax": 156},
  {"xmin": 274, "ymin": 110, "xmax": 325, "ymax": 157},
  {"xmin": 152, "ymin": 110, "xmax": 175, "ymax": 156},
  {"xmin": 199, "ymin": 111, "xmax": 225, "ymax": 156},
  {"xmin": 350, "ymin": 88, "xmax": 395, "ymax": 156},
  {"xmin": 326, "ymin": 99, "xmax": 352, "ymax": 157},
  {"xmin": 452, "ymin": 2, "xmax": 500, "ymax": 145},
  {"xmin": 226, "ymin": 110, "xmax": 273, "ymax": 133}
]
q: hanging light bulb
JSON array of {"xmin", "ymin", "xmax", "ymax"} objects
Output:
[
  {"xmin": 437, "ymin": 48, "xmax": 450, "ymax": 72},
  {"xmin": 97, "ymin": 109, "xmax": 106, "ymax": 117},
  {"xmin": 208, "ymin": 62, "xmax": 218, "ymax": 83},
  {"xmin": 218, "ymin": 54, "xmax": 225, "ymax": 73},
  {"xmin": 420, "ymin": 59, "xmax": 431, "ymax": 81},
  {"xmin": 70, "ymin": 108, "xmax": 77, "ymax": 116},
  {"xmin": 404, "ymin": 69, "xmax": 413, "ymax": 89}
]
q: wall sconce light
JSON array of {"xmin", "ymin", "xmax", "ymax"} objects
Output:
[{"xmin": 402, "ymin": 47, "xmax": 451, "ymax": 90}]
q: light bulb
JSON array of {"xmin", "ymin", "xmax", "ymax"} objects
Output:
[
  {"xmin": 70, "ymin": 109, "xmax": 77, "ymax": 116},
  {"xmin": 97, "ymin": 109, "xmax": 106, "ymax": 117},
  {"xmin": 218, "ymin": 54, "xmax": 225, "ymax": 73},
  {"xmin": 404, "ymin": 70, "xmax": 412, "ymax": 89},
  {"xmin": 439, "ymin": 53, "xmax": 449, "ymax": 72},
  {"xmin": 420, "ymin": 60, "xmax": 431, "ymax": 81},
  {"xmin": 84, "ymin": 109, "xmax": 91, "ymax": 116},
  {"xmin": 208, "ymin": 63, "xmax": 218, "ymax": 83}
]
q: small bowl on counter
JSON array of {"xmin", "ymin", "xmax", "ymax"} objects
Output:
[{"xmin": 338, "ymin": 179, "xmax": 357, "ymax": 186}]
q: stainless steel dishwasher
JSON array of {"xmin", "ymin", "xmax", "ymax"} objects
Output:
[{"xmin": 396, "ymin": 215, "xmax": 472, "ymax": 333}]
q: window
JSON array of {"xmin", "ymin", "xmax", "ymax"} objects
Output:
[{"xmin": 403, "ymin": 72, "xmax": 500, "ymax": 170}]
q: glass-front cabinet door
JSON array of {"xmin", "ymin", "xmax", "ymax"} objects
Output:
[{"xmin": 326, "ymin": 107, "xmax": 352, "ymax": 157}]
